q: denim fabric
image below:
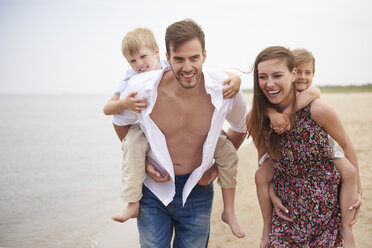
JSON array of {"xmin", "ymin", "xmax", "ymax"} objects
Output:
[{"xmin": 137, "ymin": 174, "xmax": 214, "ymax": 248}]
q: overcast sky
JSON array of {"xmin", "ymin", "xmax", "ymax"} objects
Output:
[{"xmin": 0, "ymin": 0, "xmax": 371, "ymax": 94}]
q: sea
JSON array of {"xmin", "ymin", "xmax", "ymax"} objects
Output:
[
  {"xmin": 0, "ymin": 94, "xmax": 137, "ymax": 248},
  {"xmin": 0, "ymin": 94, "xmax": 250, "ymax": 248}
]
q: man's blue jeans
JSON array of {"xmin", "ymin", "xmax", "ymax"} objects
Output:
[{"xmin": 137, "ymin": 174, "xmax": 214, "ymax": 248}]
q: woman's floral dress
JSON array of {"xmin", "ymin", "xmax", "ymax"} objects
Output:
[{"xmin": 268, "ymin": 105, "xmax": 342, "ymax": 247}]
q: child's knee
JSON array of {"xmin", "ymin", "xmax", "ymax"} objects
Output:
[
  {"xmin": 255, "ymin": 168, "xmax": 271, "ymax": 187},
  {"xmin": 214, "ymin": 139, "xmax": 238, "ymax": 168},
  {"xmin": 230, "ymin": 152, "xmax": 239, "ymax": 166},
  {"xmin": 125, "ymin": 133, "xmax": 149, "ymax": 153},
  {"xmin": 254, "ymin": 170, "xmax": 262, "ymax": 187},
  {"xmin": 340, "ymin": 163, "xmax": 357, "ymax": 185},
  {"xmin": 256, "ymin": 162, "xmax": 274, "ymax": 183}
]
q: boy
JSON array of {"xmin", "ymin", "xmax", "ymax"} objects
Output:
[
  {"xmin": 256, "ymin": 48, "xmax": 361, "ymax": 248},
  {"xmin": 103, "ymin": 27, "xmax": 246, "ymax": 238}
]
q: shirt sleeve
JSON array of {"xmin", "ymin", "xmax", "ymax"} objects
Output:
[
  {"xmin": 114, "ymin": 68, "xmax": 137, "ymax": 95},
  {"xmin": 112, "ymin": 68, "xmax": 162, "ymax": 126},
  {"xmin": 112, "ymin": 70, "xmax": 141, "ymax": 126},
  {"xmin": 225, "ymin": 90, "xmax": 249, "ymax": 133},
  {"xmin": 112, "ymin": 109, "xmax": 139, "ymax": 126}
]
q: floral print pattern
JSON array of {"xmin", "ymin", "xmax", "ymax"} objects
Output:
[{"xmin": 268, "ymin": 105, "xmax": 342, "ymax": 247}]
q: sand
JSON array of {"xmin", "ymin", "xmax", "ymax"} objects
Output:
[
  {"xmin": 209, "ymin": 92, "xmax": 372, "ymax": 247},
  {"xmin": 96, "ymin": 92, "xmax": 372, "ymax": 247}
]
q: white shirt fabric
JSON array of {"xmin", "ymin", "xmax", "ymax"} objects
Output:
[
  {"xmin": 113, "ymin": 65, "xmax": 249, "ymax": 206},
  {"xmin": 114, "ymin": 60, "xmax": 169, "ymax": 95}
]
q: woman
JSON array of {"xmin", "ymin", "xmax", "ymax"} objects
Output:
[{"xmin": 247, "ymin": 46, "xmax": 358, "ymax": 247}]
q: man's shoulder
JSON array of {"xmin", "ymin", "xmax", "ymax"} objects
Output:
[{"xmin": 203, "ymin": 67, "xmax": 228, "ymax": 84}]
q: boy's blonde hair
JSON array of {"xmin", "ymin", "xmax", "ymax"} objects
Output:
[
  {"xmin": 121, "ymin": 27, "xmax": 159, "ymax": 59},
  {"xmin": 292, "ymin": 48, "xmax": 315, "ymax": 73}
]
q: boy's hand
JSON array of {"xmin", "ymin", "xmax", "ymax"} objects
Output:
[
  {"xmin": 121, "ymin": 91, "xmax": 148, "ymax": 113},
  {"xmin": 222, "ymin": 73, "xmax": 241, "ymax": 99},
  {"xmin": 268, "ymin": 112, "xmax": 290, "ymax": 134}
]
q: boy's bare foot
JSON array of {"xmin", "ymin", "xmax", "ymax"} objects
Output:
[
  {"xmin": 112, "ymin": 202, "xmax": 139, "ymax": 223},
  {"xmin": 221, "ymin": 211, "xmax": 245, "ymax": 238}
]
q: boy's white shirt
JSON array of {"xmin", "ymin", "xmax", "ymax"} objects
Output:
[
  {"xmin": 113, "ymin": 65, "xmax": 249, "ymax": 206},
  {"xmin": 114, "ymin": 60, "xmax": 169, "ymax": 95}
]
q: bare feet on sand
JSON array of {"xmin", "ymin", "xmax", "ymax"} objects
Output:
[
  {"xmin": 221, "ymin": 211, "xmax": 245, "ymax": 238},
  {"xmin": 112, "ymin": 202, "xmax": 139, "ymax": 223}
]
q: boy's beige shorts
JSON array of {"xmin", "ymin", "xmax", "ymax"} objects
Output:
[{"xmin": 121, "ymin": 126, "xmax": 239, "ymax": 202}]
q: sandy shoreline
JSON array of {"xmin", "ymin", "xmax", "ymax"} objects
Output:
[
  {"xmin": 93, "ymin": 218, "xmax": 139, "ymax": 248},
  {"xmin": 96, "ymin": 92, "xmax": 372, "ymax": 247}
]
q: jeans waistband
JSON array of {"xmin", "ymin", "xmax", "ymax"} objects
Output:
[{"xmin": 175, "ymin": 173, "xmax": 191, "ymax": 183}]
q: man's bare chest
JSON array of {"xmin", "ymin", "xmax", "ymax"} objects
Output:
[{"xmin": 150, "ymin": 95, "xmax": 214, "ymax": 136}]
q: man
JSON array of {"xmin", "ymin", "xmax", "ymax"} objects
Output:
[{"xmin": 113, "ymin": 19, "xmax": 248, "ymax": 248}]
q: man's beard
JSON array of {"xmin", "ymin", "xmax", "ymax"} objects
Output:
[{"xmin": 171, "ymin": 66, "xmax": 201, "ymax": 89}]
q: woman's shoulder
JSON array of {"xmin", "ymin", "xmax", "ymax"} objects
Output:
[{"xmin": 310, "ymin": 98, "xmax": 332, "ymax": 116}]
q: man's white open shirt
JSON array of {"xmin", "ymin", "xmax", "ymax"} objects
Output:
[{"xmin": 113, "ymin": 66, "xmax": 249, "ymax": 206}]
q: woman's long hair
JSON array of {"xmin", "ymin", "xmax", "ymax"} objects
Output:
[{"xmin": 247, "ymin": 46, "xmax": 297, "ymax": 159}]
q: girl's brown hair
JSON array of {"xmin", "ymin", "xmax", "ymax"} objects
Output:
[{"xmin": 292, "ymin": 48, "xmax": 315, "ymax": 73}]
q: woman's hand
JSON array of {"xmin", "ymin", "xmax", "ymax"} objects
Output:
[
  {"xmin": 350, "ymin": 190, "xmax": 362, "ymax": 225},
  {"xmin": 269, "ymin": 183, "xmax": 293, "ymax": 222}
]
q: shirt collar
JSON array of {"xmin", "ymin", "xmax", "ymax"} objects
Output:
[
  {"xmin": 144, "ymin": 66, "xmax": 171, "ymax": 91},
  {"xmin": 143, "ymin": 65, "xmax": 224, "ymax": 117},
  {"xmin": 203, "ymin": 67, "xmax": 223, "ymax": 111},
  {"xmin": 142, "ymin": 66, "xmax": 171, "ymax": 117}
]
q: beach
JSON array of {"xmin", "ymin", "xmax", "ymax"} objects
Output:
[
  {"xmin": 94, "ymin": 92, "xmax": 372, "ymax": 248},
  {"xmin": 209, "ymin": 92, "xmax": 372, "ymax": 247},
  {"xmin": 0, "ymin": 93, "xmax": 370, "ymax": 247}
]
